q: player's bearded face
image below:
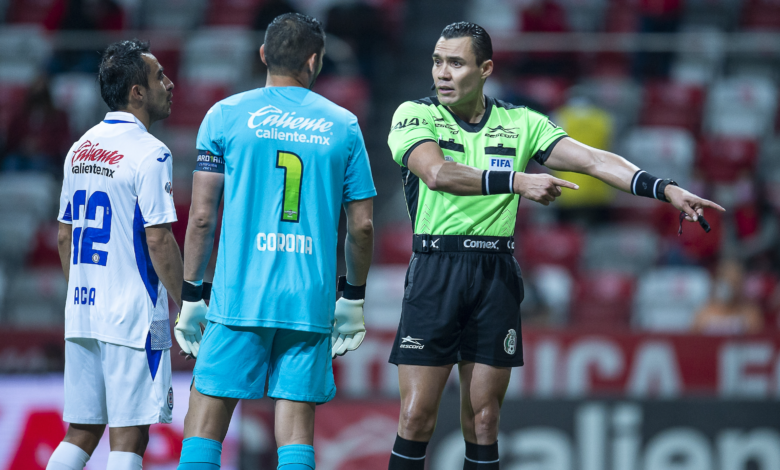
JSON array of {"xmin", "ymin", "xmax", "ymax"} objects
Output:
[
  {"xmin": 142, "ymin": 53, "xmax": 174, "ymax": 121},
  {"xmin": 432, "ymin": 37, "xmax": 486, "ymax": 106}
]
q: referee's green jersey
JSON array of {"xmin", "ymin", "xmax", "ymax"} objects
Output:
[{"xmin": 388, "ymin": 96, "xmax": 568, "ymax": 236}]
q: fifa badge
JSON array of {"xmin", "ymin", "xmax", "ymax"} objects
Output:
[{"xmin": 504, "ymin": 329, "xmax": 517, "ymax": 355}]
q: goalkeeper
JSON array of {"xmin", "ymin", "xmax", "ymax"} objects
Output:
[{"xmin": 173, "ymin": 13, "xmax": 376, "ymax": 470}]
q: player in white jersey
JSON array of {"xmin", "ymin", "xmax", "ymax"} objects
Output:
[{"xmin": 47, "ymin": 40, "xmax": 184, "ymax": 470}]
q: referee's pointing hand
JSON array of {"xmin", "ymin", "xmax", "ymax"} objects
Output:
[
  {"xmin": 513, "ymin": 173, "xmax": 579, "ymax": 206},
  {"xmin": 664, "ymin": 184, "xmax": 726, "ymax": 222}
]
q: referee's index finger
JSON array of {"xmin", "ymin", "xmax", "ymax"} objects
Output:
[
  {"xmin": 700, "ymin": 198, "xmax": 726, "ymax": 212},
  {"xmin": 551, "ymin": 177, "xmax": 579, "ymax": 190}
]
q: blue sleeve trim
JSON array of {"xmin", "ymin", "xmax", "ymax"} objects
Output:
[
  {"xmin": 133, "ymin": 201, "xmax": 159, "ymax": 307},
  {"xmin": 145, "ymin": 333, "xmax": 163, "ymax": 379},
  {"xmin": 62, "ymin": 202, "xmax": 72, "ymax": 222}
]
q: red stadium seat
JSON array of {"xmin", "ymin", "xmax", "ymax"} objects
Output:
[
  {"xmin": 376, "ymin": 224, "xmax": 413, "ymax": 265},
  {"xmin": 742, "ymin": 0, "xmax": 780, "ymax": 29},
  {"xmin": 0, "ymin": 83, "xmax": 28, "ymax": 135},
  {"xmin": 518, "ymin": 225, "xmax": 584, "ymax": 273},
  {"xmin": 27, "ymin": 222, "xmax": 61, "ymax": 267},
  {"xmin": 164, "ymin": 82, "xmax": 230, "ymax": 129},
  {"xmin": 609, "ymin": 198, "xmax": 658, "ymax": 227},
  {"xmin": 312, "ymin": 76, "xmax": 370, "ymax": 122},
  {"xmin": 697, "ymin": 137, "xmax": 758, "ymax": 182},
  {"xmin": 514, "ymin": 77, "xmax": 572, "ymax": 111},
  {"xmin": 744, "ymin": 271, "xmax": 778, "ymax": 313},
  {"xmin": 640, "ymin": 81, "xmax": 706, "ymax": 134},
  {"xmin": 172, "ymin": 203, "xmax": 191, "ymax": 249},
  {"xmin": 587, "ymin": 52, "xmax": 632, "ymax": 78},
  {"xmin": 644, "ymin": 81, "xmax": 705, "ymax": 106},
  {"xmin": 205, "ymin": 0, "xmax": 264, "ymax": 26},
  {"xmin": 604, "ymin": 4, "xmax": 639, "ymax": 32},
  {"xmin": 655, "ymin": 202, "xmax": 724, "ymax": 263},
  {"xmin": 153, "ymin": 49, "xmax": 182, "ymax": 85},
  {"xmin": 6, "ymin": 0, "xmax": 59, "ymax": 25},
  {"xmin": 373, "ymin": 0, "xmax": 407, "ymax": 40},
  {"xmin": 571, "ymin": 271, "xmax": 635, "ymax": 329},
  {"xmin": 736, "ymin": 206, "xmax": 760, "ymax": 240}
]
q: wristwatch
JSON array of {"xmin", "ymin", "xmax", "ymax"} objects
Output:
[{"xmin": 656, "ymin": 179, "xmax": 678, "ymax": 203}]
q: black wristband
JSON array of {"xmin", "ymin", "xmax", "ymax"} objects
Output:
[
  {"xmin": 482, "ymin": 170, "xmax": 515, "ymax": 195},
  {"xmin": 337, "ymin": 275, "xmax": 366, "ymax": 300},
  {"xmin": 631, "ymin": 170, "xmax": 663, "ymax": 200},
  {"xmin": 181, "ymin": 281, "xmax": 203, "ymax": 302},
  {"xmin": 202, "ymin": 282, "xmax": 212, "ymax": 302}
]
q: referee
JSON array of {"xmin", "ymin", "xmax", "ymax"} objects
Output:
[{"xmin": 385, "ymin": 22, "xmax": 724, "ymax": 470}]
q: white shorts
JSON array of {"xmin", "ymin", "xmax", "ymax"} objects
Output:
[{"xmin": 63, "ymin": 337, "xmax": 173, "ymax": 427}]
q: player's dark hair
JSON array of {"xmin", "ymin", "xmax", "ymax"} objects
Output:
[
  {"xmin": 441, "ymin": 21, "xmax": 493, "ymax": 66},
  {"xmin": 98, "ymin": 39, "xmax": 151, "ymax": 111},
  {"xmin": 264, "ymin": 13, "xmax": 325, "ymax": 75}
]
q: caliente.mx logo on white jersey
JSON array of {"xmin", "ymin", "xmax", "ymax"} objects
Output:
[{"xmin": 247, "ymin": 105, "xmax": 334, "ymax": 133}]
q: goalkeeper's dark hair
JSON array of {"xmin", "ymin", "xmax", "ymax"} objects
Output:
[
  {"xmin": 98, "ymin": 39, "xmax": 151, "ymax": 111},
  {"xmin": 264, "ymin": 13, "xmax": 326, "ymax": 75},
  {"xmin": 441, "ymin": 21, "xmax": 493, "ymax": 66}
]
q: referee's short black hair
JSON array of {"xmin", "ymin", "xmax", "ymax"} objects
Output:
[
  {"xmin": 264, "ymin": 13, "xmax": 326, "ymax": 75},
  {"xmin": 441, "ymin": 22, "xmax": 493, "ymax": 66},
  {"xmin": 98, "ymin": 39, "xmax": 151, "ymax": 111}
]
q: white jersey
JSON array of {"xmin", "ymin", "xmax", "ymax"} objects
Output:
[{"xmin": 57, "ymin": 111, "xmax": 177, "ymax": 350}]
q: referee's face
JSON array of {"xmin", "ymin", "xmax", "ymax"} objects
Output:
[{"xmin": 432, "ymin": 37, "xmax": 488, "ymax": 107}]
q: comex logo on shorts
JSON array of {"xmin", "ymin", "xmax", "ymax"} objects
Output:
[
  {"xmin": 167, "ymin": 387, "xmax": 174, "ymax": 410},
  {"xmin": 400, "ymin": 336, "xmax": 425, "ymax": 350},
  {"xmin": 463, "ymin": 239, "xmax": 500, "ymax": 250}
]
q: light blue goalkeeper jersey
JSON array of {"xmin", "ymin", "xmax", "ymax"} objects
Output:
[{"xmin": 195, "ymin": 86, "xmax": 376, "ymax": 333}]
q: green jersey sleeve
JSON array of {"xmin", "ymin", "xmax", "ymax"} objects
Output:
[
  {"xmin": 526, "ymin": 109, "xmax": 568, "ymax": 165},
  {"xmin": 388, "ymin": 101, "xmax": 437, "ymax": 167}
]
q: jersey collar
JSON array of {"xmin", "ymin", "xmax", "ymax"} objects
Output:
[
  {"xmin": 435, "ymin": 95, "xmax": 494, "ymax": 133},
  {"xmin": 103, "ymin": 111, "xmax": 148, "ymax": 133}
]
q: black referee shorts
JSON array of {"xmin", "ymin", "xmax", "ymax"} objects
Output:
[{"xmin": 389, "ymin": 250, "xmax": 525, "ymax": 368}]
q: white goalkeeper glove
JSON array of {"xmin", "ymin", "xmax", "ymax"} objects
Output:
[
  {"xmin": 174, "ymin": 299, "xmax": 208, "ymax": 358},
  {"xmin": 332, "ymin": 297, "xmax": 366, "ymax": 358}
]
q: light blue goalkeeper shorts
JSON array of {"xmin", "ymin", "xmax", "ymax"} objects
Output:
[{"xmin": 193, "ymin": 321, "xmax": 336, "ymax": 403}]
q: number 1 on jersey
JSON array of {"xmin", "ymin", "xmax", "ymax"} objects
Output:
[{"xmin": 276, "ymin": 151, "xmax": 303, "ymax": 223}]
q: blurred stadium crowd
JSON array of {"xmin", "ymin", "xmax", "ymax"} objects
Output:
[{"xmin": 0, "ymin": 0, "xmax": 779, "ymax": 352}]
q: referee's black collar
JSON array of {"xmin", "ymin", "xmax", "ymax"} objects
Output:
[{"xmin": 434, "ymin": 95, "xmax": 494, "ymax": 133}]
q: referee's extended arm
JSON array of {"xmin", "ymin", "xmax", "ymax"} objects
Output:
[
  {"xmin": 407, "ymin": 141, "xmax": 578, "ymax": 203},
  {"xmin": 545, "ymin": 137, "xmax": 725, "ymax": 221}
]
